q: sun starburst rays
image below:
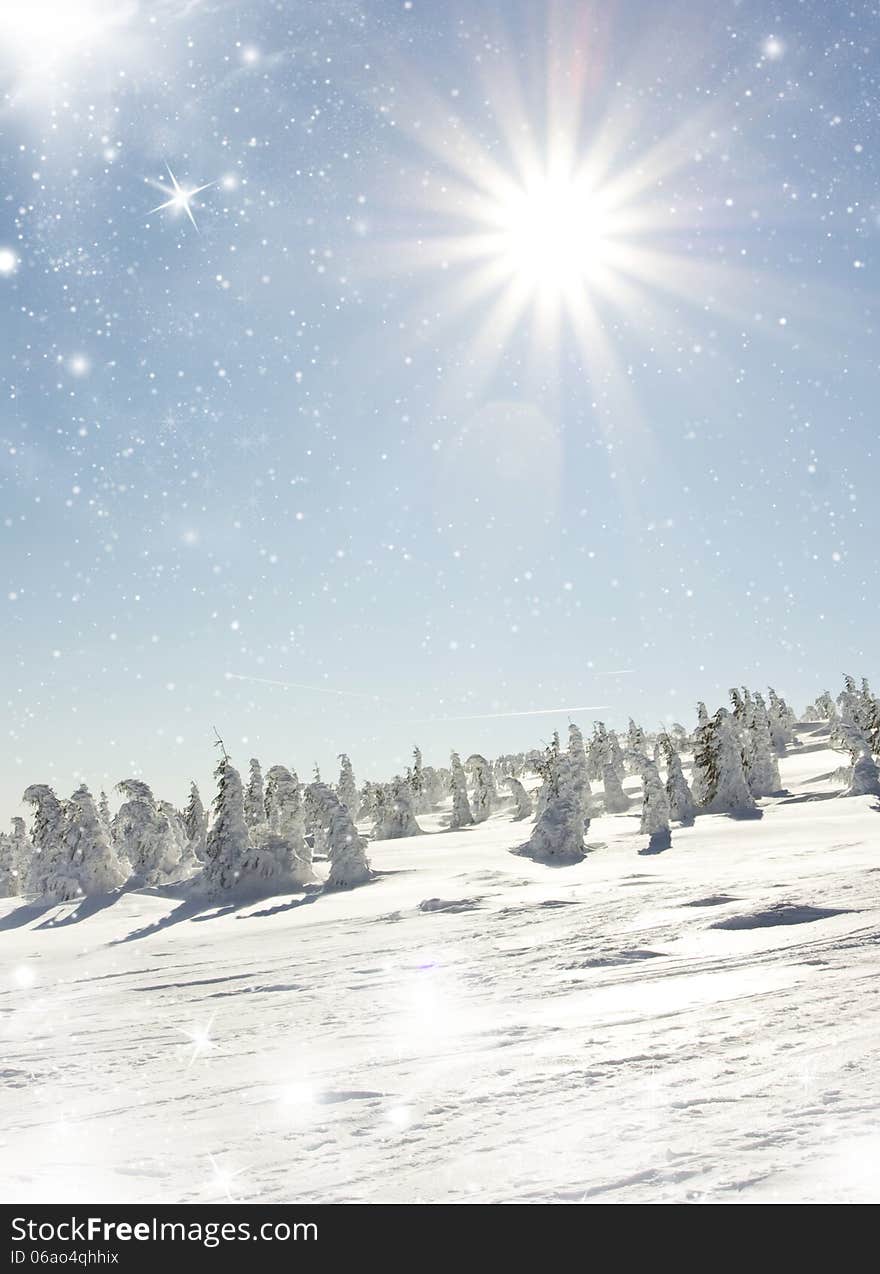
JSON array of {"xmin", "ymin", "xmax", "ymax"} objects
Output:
[{"xmin": 363, "ymin": 14, "xmax": 757, "ymax": 416}]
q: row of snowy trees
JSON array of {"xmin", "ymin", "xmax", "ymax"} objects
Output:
[
  {"xmin": 0, "ymin": 751, "xmax": 374, "ymax": 903},
  {"xmin": 3, "ymin": 675, "xmax": 877, "ymax": 902},
  {"xmin": 515, "ymin": 678, "xmax": 878, "ymax": 864}
]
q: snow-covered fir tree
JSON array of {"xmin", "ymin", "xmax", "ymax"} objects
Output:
[
  {"xmin": 336, "ymin": 754, "xmax": 358, "ymax": 812},
  {"xmin": 307, "ymin": 783, "xmax": 373, "ymax": 888},
  {"xmin": 98, "ymin": 790, "xmax": 112, "ymax": 838},
  {"xmin": 606, "ymin": 731, "xmax": 624, "ymax": 779},
  {"xmin": 113, "ymin": 780, "xmax": 180, "ymax": 886},
  {"xmin": 62, "ymin": 785, "xmax": 128, "ymax": 896},
  {"xmin": 602, "ymin": 762, "xmax": 630, "ymax": 813},
  {"xmin": 515, "ymin": 753, "xmax": 586, "ymax": 863},
  {"xmin": 533, "ymin": 733, "xmax": 562, "ymax": 820},
  {"xmin": 833, "ymin": 676, "xmax": 880, "ymax": 756},
  {"xmin": 504, "ymin": 776, "xmax": 532, "ymax": 820},
  {"xmin": 767, "ymin": 688, "xmax": 795, "ymax": 753},
  {"xmin": 409, "ymin": 745, "xmax": 430, "ymax": 812},
  {"xmin": 690, "ymin": 702, "xmax": 713, "ymax": 807},
  {"xmin": 701, "ymin": 710, "xmax": 757, "ymax": 815},
  {"xmin": 729, "ymin": 688, "xmax": 750, "ymax": 723},
  {"xmin": 829, "ymin": 719, "xmax": 877, "ymax": 797},
  {"xmin": 843, "ymin": 752, "xmax": 880, "ymax": 798},
  {"xmin": 466, "ymin": 753, "xmax": 497, "ymax": 823},
  {"xmin": 448, "ymin": 752, "xmax": 474, "ymax": 828},
  {"xmin": 237, "ymin": 831, "xmax": 312, "ymax": 889},
  {"xmin": 182, "ymin": 781, "xmax": 208, "ymax": 862},
  {"xmin": 640, "ymin": 760, "xmax": 672, "ymax": 852},
  {"xmin": 159, "ymin": 799, "xmax": 199, "ymax": 877},
  {"xmin": 660, "ymin": 734, "xmax": 696, "ymax": 824},
  {"xmin": 744, "ymin": 694, "xmax": 781, "ymax": 797},
  {"xmin": 421, "ymin": 764, "xmax": 445, "ymax": 809},
  {"xmin": 837, "ymin": 675, "xmax": 860, "ymax": 726},
  {"xmin": 814, "ymin": 690, "xmax": 837, "ymax": 721},
  {"xmin": 0, "ymin": 818, "xmax": 28, "ymax": 897},
  {"xmin": 203, "ymin": 757, "xmax": 250, "ymax": 893},
  {"xmin": 373, "ymin": 776, "xmax": 422, "ymax": 839},
  {"xmin": 244, "ymin": 758, "xmax": 267, "ymax": 830},
  {"xmin": 626, "ymin": 719, "xmax": 646, "ymax": 765},
  {"xmin": 0, "ymin": 832, "xmax": 18, "ymax": 897},
  {"xmin": 567, "ymin": 723, "xmax": 592, "ymax": 829},
  {"xmin": 587, "ymin": 722, "xmax": 609, "ymax": 781},
  {"xmin": 265, "ymin": 765, "xmax": 307, "ymax": 863},
  {"xmin": 23, "ymin": 784, "xmax": 77, "ymax": 901}
]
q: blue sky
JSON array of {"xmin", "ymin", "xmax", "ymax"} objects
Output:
[{"xmin": 1, "ymin": 0, "xmax": 877, "ymax": 818}]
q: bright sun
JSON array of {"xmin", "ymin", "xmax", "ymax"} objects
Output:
[
  {"xmin": 373, "ymin": 8, "xmax": 754, "ymax": 403},
  {"xmin": 2, "ymin": 0, "xmax": 136, "ymax": 92},
  {"xmin": 496, "ymin": 177, "xmax": 612, "ymax": 294}
]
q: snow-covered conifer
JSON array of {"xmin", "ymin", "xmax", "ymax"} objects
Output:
[
  {"xmin": 265, "ymin": 765, "xmax": 306, "ymax": 860},
  {"xmin": 421, "ymin": 765, "xmax": 444, "ymax": 809},
  {"xmin": 745, "ymin": 694, "xmax": 781, "ymax": 797},
  {"xmin": 705, "ymin": 710, "xmax": 757, "ymax": 814},
  {"xmin": 533, "ymin": 734, "xmax": 562, "ymax": 820},
  {"xmin": 409, "ymin": 745, "xmax": 430, "ymax": 812},
  {"xmin": 113, "ymin": 780, "xmax": 180, "ymax": 886},
  {"xmin": 203, "ymin": 758, "xmax": 249, "ymax": 893},
  {"xmin": 587, "ymin": 722, "xmax": 609, "ymax": 781},
  {"xmin": 466, "ymin": 753, "xmax": 497, "ymax": 823},
  {"xmin": 729, "ymin": 688, "xmax": 750, "ymax": 723},
  {"xmin": 336, "ymin": 754, "xmax": 358, "ymax": 812},
  {"xmin": 244, "ymin": 758, "xmax": 266, "ymax": 830},
  {"xmin": 515, "ymin": 754, "xmax": 586, "ymax": 863},
  {"xmin": 626, "ymin": 719, "xmax": 646, "ymax": 763},
  {"xmin": 567, "ymin": 723, "xmax": 592, "ymax": 828},
  {"xmin": 182, "ymin": 782, "xmax": 208, "ymax": 861},
  {"xmin": 602, "ymin": 762, "xmax": 630, "ymax": 813},
  {"xmin": 306, "ymin": 784, "xmax": 373, "ymax": 888},
  {"xmin": 660, "ymin": 734, "xmax": 696, "ymax": 824},
  {"xmin": 0, "ymin": 833, "xmax": 19, "ymax": 897},
  {"xmin": 448, "ymin": 752, "xmax": 474, "ymax": 828},
  {"xmin": 837, "ymin": 675, "xmax": 860, "ymax": 725},
  {"xmin": 767, "ymin": 687, "xmax": 794, "ymax": 754},
  {"xmin": 159, "ymin": 799, "xmax": 198, "ymax": 877},
  {"xmin": 373, "ymin": 776, "xmax": 422, "ymax": 839},
  {"xmin": 504, "ymin": 776, "xmax": 532, "ymax": 820},
  {"xmin": 0, "ymin": 819, "xmax": 28, "ymax": 897},
  {"xmin": 814, "ymin": 691, "xmax": 837, "ymax": 721},
  {"xmin": 23, "ymin": 784, "xmax": 76, "ymax": 900},
  {"xmin": 98, "ymin": 790, "xmax": 112, "ymax": 837},
  {"xmin": 690, "ymin": 703, "xmax": 713, "ymax": 806},
  {"xmin": 843, "ymin": 752, "xmax": 880, "ymax": 798},
  {"xmin": 62, "ymin": 785, "xmax": 128, "ymax": 895},
  {"xmin": 640, "ymin": 760, "xmax": 671, "ymax": 851}
]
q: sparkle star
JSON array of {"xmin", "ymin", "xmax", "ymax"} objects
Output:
[
  {"xmin": 148, "ymin": 163, "xmax": 215, "ymax": 231},
  {"xmin": 179, "ymin": 1014, "xmax": 216, "ymax": 1066}
]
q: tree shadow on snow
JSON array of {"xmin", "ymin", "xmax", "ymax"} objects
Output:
[
  {"xmin": 112, "ymin": 897, "xmax": 218, "ymax": 945},
  {"xmin": 777, "ymin": 791, "xmax": 841, "ymax": 805},
  {"xmin": 238, "ymin": 871, "xmax": 394, "ymax": 918},
  {"xmin": 238, "ymin": 889, "xmax": 322, "ymax": 920},
  {"xmin": 34, "ymin": 890, "xmax": 129, "ymax": 930},
  {"xmin": 0, "ymin": 901, "xmax": 58, "ymax": 932}
]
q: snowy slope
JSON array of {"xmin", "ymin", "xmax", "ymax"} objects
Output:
[{"xmin": 2, "ymin": 728, "xmax": 879, "ymax": 1204}]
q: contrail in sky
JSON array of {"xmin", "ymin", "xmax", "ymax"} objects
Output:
[
  {"xmin": 226, "ymin": 674, "xmax": 612, "ymax": 722},
  {"xmin": 225, "ymin": 672, "xmax": 378, "ymax": 701}
]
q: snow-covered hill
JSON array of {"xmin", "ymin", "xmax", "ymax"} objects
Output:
[{"xmin": 2, "ymin": 728, "xmax": 879, "ymax": 1203}]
